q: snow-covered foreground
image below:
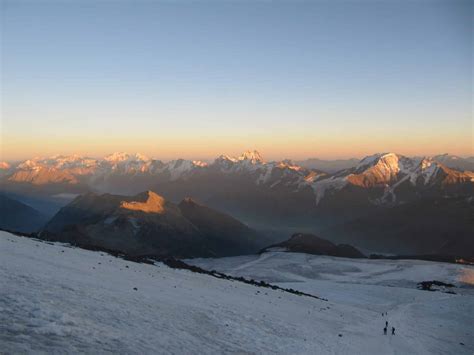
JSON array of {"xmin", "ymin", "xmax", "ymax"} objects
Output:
[
  {"xmin": 1, "ymin": 232, "xmax": 473, "ymax": 355},
  {"xmin": 190, "ymin": 254, "xmax": 474, "ymax": 355}
]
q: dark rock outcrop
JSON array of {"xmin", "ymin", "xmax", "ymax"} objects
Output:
[{"xmin": 261, "ymin": 233, "xmax": 366, "ymax": 258}]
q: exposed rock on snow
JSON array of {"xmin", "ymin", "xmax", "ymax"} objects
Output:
[{"xmin": 261, "ymin": 233, "xmax": 366, "ymax": 259}]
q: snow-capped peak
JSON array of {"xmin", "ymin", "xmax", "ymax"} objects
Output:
[
  {"xmin": 104, "ymin": 152, "xmax": 129, "ymax": 162},
  {"xmin": 192, "ymin": 160, "xmax": 208, "ymax": 168},
  {"xmin": 356, "ymin": 152, "xmax": 398, "ymax": 169},
  {"xmin": 214, "ymin": 155, "xmax": 238, "ymax": 165},
  {"xmin": 420, "ymin": 157, "xmax": 433, "ymax": 170},
  {"xmin": 164, "ymin": 159, "xmax": 207, "ymax": 180},
  {"xmin": 104, "ymin": 152, "xmax": 150, "ymax": 163},
  {"xmin": 17, "ymin": 159, "xmax": 41, "ymax": 170},
  {"xmin": 276, "ymin": 160, "xmax": 302, "ymax": 171},
  {"xmin": 237, "ymin": 150, "xmax": 263, "ymax": 164},
  {"xmin": 49, "ymin": 154, "xmax": 85, "ymax": 161},
  {"xmin": 0, "ymin": 162, "xmax": 11, "ymax": 170},
  {"xmin": 134, "ymin": 153, "xmax": 150, "ymax": 162}
]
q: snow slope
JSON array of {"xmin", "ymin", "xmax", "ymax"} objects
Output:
[
  {"xmin": 1, "ymin": 231, "xmax": 473, "ymax": 354},
  {"xmin": 190, "ymin": 252, "xmax": 474, "ymax": 354}
]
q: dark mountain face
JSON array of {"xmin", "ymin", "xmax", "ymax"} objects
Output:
[
  {"xmin": 323, "ymin": 197, "xmax": 474, "ymax": 259},
  {"xmin": 261, "ymin": 233, "xmax": 366, "ymax": 258},
  {"xmin": 178, "ymin": 198, "xmax": 266, "ymax": 255},
  {"xmin": 41, "ymin": 191, "xmax": 263, "ymax": 258},
  {"xmin": 0, "ymin": 195, "xmax": 49, "ymax": 233}
]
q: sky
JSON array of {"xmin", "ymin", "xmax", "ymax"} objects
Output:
[{"xmin": 1, "ymin": 0, "xmax": 472, "ymax": 161}]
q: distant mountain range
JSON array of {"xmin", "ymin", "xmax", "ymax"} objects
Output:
[
  {"xmin": 310, "ymin": 153, "xmax": 473, "ymax": 208},
  {"xmin": 1, "ymin": 151, "xmax": 472, "ymax": 216},
  {"xmin": 2, "ymin": 151, "xmax": 472, "ymax": 190},
  {"xmin": 296, "ymin": 154, "xmax": 474, "ymax": 173},
  {"xmin": 40, "ymin": 190, "xmax": 265, "ymax": 258},
  {"xmin": 1, "ymin": 150, "xmax": 473, "ymax": 257}
]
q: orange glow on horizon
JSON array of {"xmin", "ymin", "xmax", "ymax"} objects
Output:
[{"xmin": 1, "ymin": 131, "xmax": 472, "ymax": 162}]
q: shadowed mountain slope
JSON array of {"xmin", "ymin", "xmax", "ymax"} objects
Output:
[
  {"xmin": 0, "ymin": 195, "xmax": 49, "ymax": 233},
  {"xmin": 42, "ymin": 191, "xmax": 263, "ymax": 258},
  {"xmin": 324, "ymin": 197, "xmax": 474, "ymax": 258}
]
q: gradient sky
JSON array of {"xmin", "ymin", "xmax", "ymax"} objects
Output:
[{"xmin": 1, "ymin": 0, "xmax": 472, "ymax": 161}]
